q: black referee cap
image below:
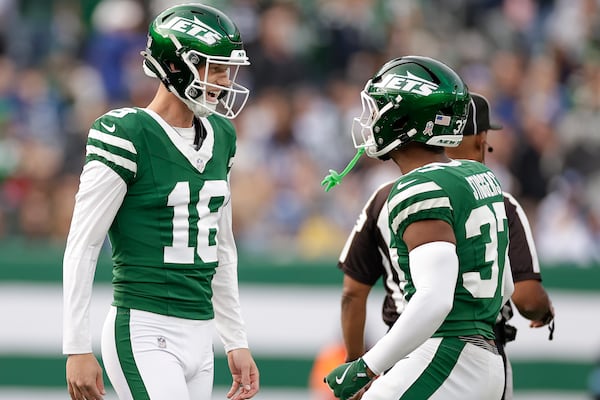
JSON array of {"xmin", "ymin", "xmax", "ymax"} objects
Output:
[{"xmin": 463, "ymin": 93, "xmax": 503, "ymax": 135}]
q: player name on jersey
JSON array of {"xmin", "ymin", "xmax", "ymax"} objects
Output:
[{"xmin": 465, "ymin": 171, "xmax": 502, "ymax": 200}]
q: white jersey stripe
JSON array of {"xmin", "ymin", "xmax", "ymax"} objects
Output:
[
  {"xmin": 390, "ymin": 197, "xmax": 451, "ymax": 232},
  {"xmin": 89, "ymin": 129, "xmax": 137, "ymax": 154},
  {"xmin": 388, "ymin": 181, "xmax": 443, "ymax": 212},
  {"xmin": 86, "ymin": 145, "xmax": 137, "ymax": 174}
]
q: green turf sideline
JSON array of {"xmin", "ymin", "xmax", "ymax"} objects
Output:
[
  {"xmin": 0, "ymin": 354, "xmax": 313, "ymax": 388},
  {"xmin": 0, "ymin": 354, "xmax": 593, "ymax": 391}
]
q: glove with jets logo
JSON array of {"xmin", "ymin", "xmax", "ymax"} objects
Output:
[{"xmin": 324, "ymin": 358, "xmax": 373, "ymax": 400}]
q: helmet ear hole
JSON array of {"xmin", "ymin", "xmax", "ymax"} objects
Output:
[
  {"xmin": 438, "ymin": 106, "xmax": 453, "ymax": 117},
  {"xmin": 166, "ymin": 62, "xmax": 181, "ymax": 73},
  {"xmin": 392, "ymin": 116, "xmax": 409, "ymax": 133}
]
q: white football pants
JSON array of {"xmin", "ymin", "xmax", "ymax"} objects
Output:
[
  {"xmin": 101, "ymin": 306, "xmax": 214, "ymax": 400},
  {"xmin": 362, "ymin": 337, "xmax": 505, "ymax": 399}
]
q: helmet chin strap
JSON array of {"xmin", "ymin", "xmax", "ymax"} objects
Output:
[
  {"xmin": 365, "ymin": 138, "xmax": 401, "ymax": 158},
  {"xmin": 180, "ymin": 96, "xmax": 215, "ymax": 117},
  {"xmin": 141, "ymin": 51, "xmax": 172, "ymax": 89},
  {"xmin": 365, "ymin": 128, "xmax": 417, "ymax": 159},
  {"xmin": 141, "ymin": 52, "xmax": 215, "ymax": 117}
]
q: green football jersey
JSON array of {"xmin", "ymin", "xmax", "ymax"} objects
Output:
[
  {"xmin": 387, "ymin": 159, "xmax": 509, "ymax": 339},
  {"xmin": 86, "ymin": 107, "xmax": 236, "ymax": 320}
]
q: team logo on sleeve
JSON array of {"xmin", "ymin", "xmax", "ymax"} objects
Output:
[{"xmin": 158, "ymin": 16, "xmax": 223, "ymax": 45}]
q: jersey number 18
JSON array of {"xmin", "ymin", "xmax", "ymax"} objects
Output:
[{"xmin": 164, "ymin": 180, "xmax": 227, "ymax": 264}]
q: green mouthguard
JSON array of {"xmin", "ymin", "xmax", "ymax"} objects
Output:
[{"xmin": 321, "ymin": 148, "xmax": 365, "ymax": 192}]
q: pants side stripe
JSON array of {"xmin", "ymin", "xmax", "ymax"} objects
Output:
[{"xmin": 115, "ymin": 307, "xmax": 150, "ymax": 400}]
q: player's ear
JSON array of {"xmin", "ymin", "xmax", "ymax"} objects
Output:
[{"xmin": 474, "ymin": 131, "xmax": 487, "ymax": 152}]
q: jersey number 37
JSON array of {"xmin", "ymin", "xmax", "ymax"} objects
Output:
[{"xmin": 463, "ymin": 202, "xmax": 508, "ymax": 299}]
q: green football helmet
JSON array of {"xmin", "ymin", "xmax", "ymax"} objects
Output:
[
  {"xmin": 141, "ymin": 3, "xmax": 250, "ymax": 119},
  {"xmin": 352, "ymin": 56, "xmax": 470, "ymax": 159}
]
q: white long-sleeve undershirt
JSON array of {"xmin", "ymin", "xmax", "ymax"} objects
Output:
[
  {"xmin": 62, "ymin": 160, "xmax": 126, "ymax": 354},
  {"xmin": 362, "ymin": 241, "xmax": 458, "ymax": 374},
  {"xmin": 213, "ymin": 198, "xmax": 249, "ymax": 352}
]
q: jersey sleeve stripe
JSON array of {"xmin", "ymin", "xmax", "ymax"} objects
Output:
[
  {"xmin": 387, "ymin": 181, "xmax": 443, "ymax": 211},
  {"xmin": 89, "ymin": 129, "xmax": 137, "ymax": 154},
  {"xmin": 390, "ymin": 197, "xmax": 452, "ymax": 232},
  {"xmin": 86, "ymin": 145, "xmax": 137, "ymax": 174}
]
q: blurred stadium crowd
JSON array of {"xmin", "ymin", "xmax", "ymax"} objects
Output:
[{"xmin": 0, "ymin": 0, "xmax": 599, "ymax": 265}]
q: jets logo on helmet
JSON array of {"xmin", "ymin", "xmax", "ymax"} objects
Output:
[
  {"xmin": 372, "ymin": 71, "xmax": 439, "ymax": 96},
  {"xmin": 158, "ymin": 16, "xmax": 223, "ymax": 45}
]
